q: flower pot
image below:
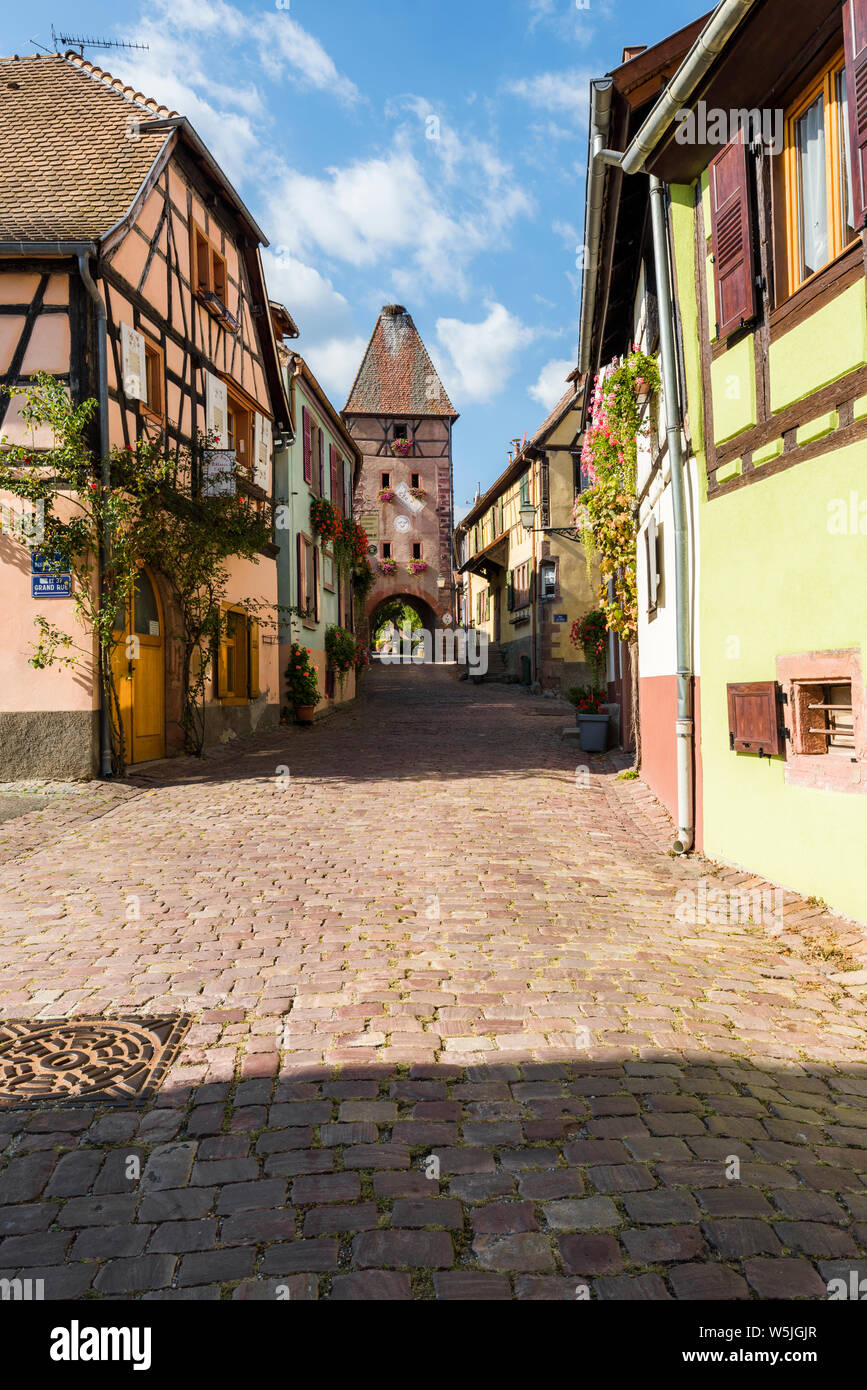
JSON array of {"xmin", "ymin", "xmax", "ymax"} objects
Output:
[
  {"xmin": 295, "ymin": 705, "xmax": 317, "ymax": 725},
  {"xmin": 577, "ymin": 712, "xmax": 608, "ymax": 752}
]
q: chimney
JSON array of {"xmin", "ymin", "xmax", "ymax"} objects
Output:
[{"xmin": 621, "ymin": 45, "xmax": 647, "ymax": 63}]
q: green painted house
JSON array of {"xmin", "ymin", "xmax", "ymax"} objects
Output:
[{"xmin": 581, "ymin": 0, "xmax": 867, "ymax": 922}]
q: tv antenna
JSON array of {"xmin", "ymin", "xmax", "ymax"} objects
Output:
[{"xmin": 50, "ymin": 24, "xmax": 149, "ymax": 54}]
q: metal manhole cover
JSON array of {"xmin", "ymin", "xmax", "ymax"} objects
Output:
[{"xmin": 0, "ymin": 1016, "xmax": 191, "ymax": 1108}]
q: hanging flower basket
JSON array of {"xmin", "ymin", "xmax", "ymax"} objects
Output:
[
  {"xmin": 391, "ymin": 439, "xmax": 413, "ymax": 457},
  {"xmin": 377, "ymin": 558, "xmax": 397, "ymax": 575},
  {"xmin": 377, "ymin": 488, "xmax": 396, "ymax": 503},
  {"xmin": 309, "ymin": 497, "xmax": 343, "ymax": 545},
  {"xmin": 406, "ymin": 559, "xmax": 428, "ymax": 575},
  {"xmin": 408, "ymin": 486, "xmax": 427, "ymax": 501}
]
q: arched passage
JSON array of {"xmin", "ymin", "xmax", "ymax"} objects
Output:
[{"xmin": 368, "ymin": 592, "xmax": 446, "ymax": 662}]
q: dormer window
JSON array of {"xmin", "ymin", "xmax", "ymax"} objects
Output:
[{"xmin": 393, "ymin": 424, "xmax": 408, "ymax": 441}]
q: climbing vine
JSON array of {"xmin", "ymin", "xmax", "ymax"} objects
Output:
[{"xmin": 573, "ymin": 348, "xmax": 660, "ymax": 642}]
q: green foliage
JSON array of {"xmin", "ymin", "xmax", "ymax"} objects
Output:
[
  {"xmin": 570, "ymin": 608, "xmax": 607, "ymax": 687},
  {"xmin": 325, "ymin": 624, "xmax": 357, "ymax": 676},
  {"xmin": 285, "ymin": 642, "xmax": 321, "ymax": 707},
  {"xmin": 567, "ymin": 684, "xmax": 605, "ymax": 714},
  {"xmin": 573, "ymin": 349, "xmax": 661, "ymax": 642}
]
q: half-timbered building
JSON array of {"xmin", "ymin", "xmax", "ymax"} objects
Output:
[{"xmin": 0, "ymin": 50, "xmax": 293, "ymax": 776}]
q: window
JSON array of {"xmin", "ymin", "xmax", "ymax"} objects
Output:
[
  {"xmin": 510, "ymin": 562, "xmax": 531, "ymax": 609},
  {"xmin": 297, "ymin": 533, "xmax": 320, "ymax": 623},
  {"xmin": 194, "ymin": 228, "xmax": 210, "ymax": 293},
  {"xmin": 520, "ymin": 472, "xmax": 530, "ymax": 507},
  {"xmin": 393, "ymin": 424, "xmax": 408, "ymax": 441},
  {"xmin": 143, "ymin": 339, "xmax": 163, "ymax": 419},
  {"xmin": 412, "ymin": 543, "xmax": 422, "ymax": 560},
  {"xmin": 216, "ymin": 606, "xmax": 259, "ymax": 704},
  {"xmin": 785, "ymin": 54, "xmax": 857, "ymax": 293},
  {"xmin": 777, "ymin": 649, "xmax": 865, "ymax": 794},
  {"xmin": 382, "ymin": 542, "xmax": 391, "ymax": 559},
  {"xmin": 226, "ymin": 391, "xmax": 252, "ymax": 471},
  {"xmin": 411, "ymin": 473, "xmax": 420, "ymax": 489},
  {"xmin": 540, "ymin": 561, "xmax": 557, "ymax": 600},
  {"xmin": 211, "ymin": 249, "xmax": 227, "ymax": 303},
  {"xmin": 793, "ymin": 680, "xmax": 855, "ymax": 755},
  {"xmin": 381, "ymin": 472, "xmax": 391, "ymax": 489}
]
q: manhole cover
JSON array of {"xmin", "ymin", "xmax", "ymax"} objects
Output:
[{"xmin": 0, "ymin": 1016, "xmax": 191, "ymax": 1108}]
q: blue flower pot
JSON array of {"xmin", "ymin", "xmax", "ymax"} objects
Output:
[{"xmin": 577, "ymin": 712, "xmax": 608, "ymax": 752}]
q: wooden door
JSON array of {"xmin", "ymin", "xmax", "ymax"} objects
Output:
[{"xmin": 111, "ymin": 568, "xmax": 166, "ymax": 764}]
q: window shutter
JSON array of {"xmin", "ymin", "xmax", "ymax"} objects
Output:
[
  {"xmin": 344, "ymin": 461, "xmax": 352, "ymax": 516},
  {"xmin": 727, "ymin": 681, "xmax": 782, "ymax": 757},
  {"xmin": 206, "ymin": 372, "xmax": 228, "ymax": 444},
  {"xmin": 253, "ymin": 415, "xmax": 271, "ymax": 491},
  {"xmin": 215, "ymin": 608, "xmax": 228, "ymax": 698},
  {"xmin": 297, "ymin": 533, "xmax": 305, "ymax": 611},
  {"xmin": 318, "ymin": 428, "xmax": 325, "ymax": 495},
  {"xmin": 708, "ymin": 132, "xmax": 758, "ymax": 339},
  {"xmin": 529, "ymin": 569, "xmax": 536, "ymax": 604},
  {"xmin": 645, "ymin": 514, "xmax": 659, "ymax": 611},
  {"xmin": 121, "ymin": 323, "xmax": 146, "ymax": 402},
  {"xmin": 247, "ymin": 617, "xmax": 260, "ymax": 698},
  {"xmin": 330, "ymin": 445, "xmax": 339, "ymax": 505},
  {"xmin": 507, "ymin": 569, "xmax": 514, "ymax": 611},
  {"xmin": 844, "ymin": 0, "xmax": 867, "ymax": 230},
  {"xmin": 302, "ymin": 406, "xmax": 312, "ymax": 483},
  {"xmin": 313, "ymin": 546, "xmax": 320, "ymax": 622}
]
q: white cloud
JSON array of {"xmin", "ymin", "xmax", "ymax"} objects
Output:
[
  {"xmin": 529, "ymin": 357, "xmax": 575, "ymax": 409},
  {"xmin": 266, "ymin": 130, "xmax": 531, "ymax": 298},
  {"xmin": 304, "ymin": 336, "xmax": 369, "ymax": 403},
  {"xmin": 507, "ymin": 68, "xmax": 594, "ymax": 122},
  {"xmin": 436, "ymin": 304, "xmax": 536, "ymax": 404}
]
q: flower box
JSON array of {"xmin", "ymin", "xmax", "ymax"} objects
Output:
[
  {"xmin": 377, "ymin": 488, "xmax": 396, "ymax": 503},
  {"xmin": 391, "ymin": 439, "xmax": 413, "ymax": 457},
  {"xmin": 377, "ymin": 558, "xmax": 397, "ymax": 575},
  {"xmin": 406, "ymin": 560, "xmax": 428, "ymax": 575}
]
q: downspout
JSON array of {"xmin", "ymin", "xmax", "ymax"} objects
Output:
[
  {"xmin": 77, "ymin": 251, "xmax": 114, "ymax": 779},
  {"xmin": 648, "ymin": 178, "xmax": 694, "ymax": 853}
]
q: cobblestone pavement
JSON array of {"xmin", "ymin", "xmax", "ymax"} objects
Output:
[{"xmin": 2, "ymin": 665, "xmax": 867, "ymax": 1300}]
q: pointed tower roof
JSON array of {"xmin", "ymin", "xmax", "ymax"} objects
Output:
[{"xmin": 344, "ymin": 305, "xmax": 458, "ymax": 418}]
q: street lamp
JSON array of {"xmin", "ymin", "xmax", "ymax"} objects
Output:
[{"xmin": 519, "ymin": 500, "xmax": 537, "ymax": 533}]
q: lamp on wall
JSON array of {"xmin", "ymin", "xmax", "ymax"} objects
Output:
[{"xmin": 519, "ymin": 500, "xmax": 537, "ymax": 533}]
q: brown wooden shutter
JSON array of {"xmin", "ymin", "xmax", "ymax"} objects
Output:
[
  {"xmin": 247, "ymin": 617, "xmax": 260, "ymax": 699},
  {"xmin": 214, "ymin": 606, "xmax": 228, "ymax": 698},
  {"xmin": 318, "ymin": 429, "xmax": 325, "ymax": 495},
  {"xmin": 844, "ymin": 0, "xmax": 867, "ymax": 229},
  {"xmin": 708, "ymin": 132, "xmax": 758, "ymax": 339},
  {"xmin": 313, "ymin": 547, "xmax": 320, "ymax": 622},
  {"xmin": 297, "ymin": 532, "xmax": 305, "ymax": 611},
  {"xmin": 302, "ymin": 406, "xmax": 312, "ymax": 483},
  {"xmin": 727, "ymin": 682, "xmax": 781, "ymax": 756},
  {"xmin": 330, "ymin": 445, "xmax": 339, "ymax": 507}
]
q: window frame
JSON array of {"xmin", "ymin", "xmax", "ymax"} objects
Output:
[
  {"xmin": 141, "ymin": 336, "xmax": 164, "ymax": 423},
  {"xmin": 783, "ymin": 49, "xmax": 857, "ymax": 297},
  {"xmin": 216, "ymin": 603, "xmax": 259, "ymax": 705}
]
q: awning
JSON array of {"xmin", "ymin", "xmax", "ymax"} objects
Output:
[{"xmin": 458, "ymin": 535, "xmax": 508, "ymax": 580}]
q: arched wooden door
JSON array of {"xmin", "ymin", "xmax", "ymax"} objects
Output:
[{"xmin": 111, "ymin": 568, "xmax": 166, "ymax": 764}]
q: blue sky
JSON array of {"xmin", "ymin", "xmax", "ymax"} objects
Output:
[{"xmin": 3, "ymin": 0, "xmax": 703, "ymax": 510}]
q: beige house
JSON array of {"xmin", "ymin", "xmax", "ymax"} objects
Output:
[{"xmin": 454, "ymin": 378, "xmax": 600, "ymax": 692}]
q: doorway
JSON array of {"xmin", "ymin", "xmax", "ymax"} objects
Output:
[{"xmin": 111, "ymin": 567, "xmax": 166, "ymax": 764}]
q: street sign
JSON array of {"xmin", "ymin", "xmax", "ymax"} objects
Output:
[
  {"xmin": 31, "ymin": 553, "xmax": 71, "ymax": 598},
  {"xmin": 553, "ymin": 613, "xmax": 568, "ymax": 623}
]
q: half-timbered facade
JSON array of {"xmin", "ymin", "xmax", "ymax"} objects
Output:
[
  {"xmin": 0, "ymin": 50, "xmax": 292, "ymax": 776},
  {"xmin": 343, "ymin": 306, "xmax": 457, "ymax": 644}
]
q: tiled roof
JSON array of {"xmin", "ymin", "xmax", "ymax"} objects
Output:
[
  {"xmin": 343, "ymin": 305, "xmax": 457, "ymax": 417},
  {"xmin": 0, "ymin": 52, "xmax": 175, "ymax": 242}
]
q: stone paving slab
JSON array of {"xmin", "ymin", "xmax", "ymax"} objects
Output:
[{"xmin": 0, "ymin": 665, "xmax": 866, "ymax": 1299}]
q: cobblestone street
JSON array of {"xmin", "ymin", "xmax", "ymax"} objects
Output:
[{"xmin": 2, "ymin": 665, "xmax": 867, "ymax": 1300}]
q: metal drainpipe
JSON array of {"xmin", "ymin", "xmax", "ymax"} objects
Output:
[
  {"xmin": 648, "ymin": 177, "xmax": 694, "ymax": 853},
  {"xmin": 77, "ymin": 251, "xmax": 114, "ymax": 779}
]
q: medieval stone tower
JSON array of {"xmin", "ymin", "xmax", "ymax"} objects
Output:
[{"xmin": 342, "ymin": 305, "xmax": 458, "ymax": 646}]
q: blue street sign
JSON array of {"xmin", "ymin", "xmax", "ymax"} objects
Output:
[
  {"xmin": 31, "ymin": 553, "xmax": 71, "ymax": 598},
  {"xmin": 553, "ymin": 613, "xmax": 568, "ymax": 623}
]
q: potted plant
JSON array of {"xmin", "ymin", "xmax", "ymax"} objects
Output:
[
  {"xmin": 568, "ymin": 685, "xmax": 609, "ymax": 752},
  {"xmin": 377, "ymin": 557, "xmax": 397, "ymax": 576},
  {"xmin": 391, "ymin": 438, "xmax": 412, "ymax": 457},
  {"xmin": 377, "ymin": 487, "xmax": 396, "ymax": 503},
  {"xmin": 406, "ymin": 559, "xmax": 427, "ymax": 575},
  {"xmin": 408, "ymin": 485, "xmax": 427, "ymax": 501},
  {"xmin": 285, "ymin": 643, "xmax": 321, "ymax": 725}
]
